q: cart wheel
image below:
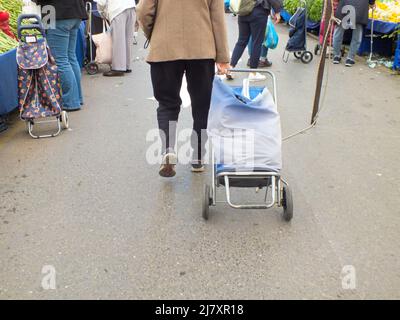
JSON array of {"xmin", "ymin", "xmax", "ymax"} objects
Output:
[
  {"xmin": 282, "ymin": 185, "xmax": 293, "ymax": 222},
  {"xmin": 314, "ymin": 44, "xmax": 321, "ymax": 55},
  {"xmin": 61, "ymin": 111, "xmax": 69, "ymax": 129},
  {"xmin": 202, "ymin": 185, "xmax": 211, "ymax": 221},
  {"xmin": 86, "ymin": 62, "xmax": 99, "ymax": 75},
  {"xmin": 294, "ymin": 51, "xmax": 303, "ymax": 59},
  {"xmin": 301, "ymin": 51, "xmax": 314, "ymax": 64}
]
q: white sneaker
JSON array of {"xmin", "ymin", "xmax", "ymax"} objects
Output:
[{"xmin": 248, "ymin": 72, "xmax": 266, "ymax": 82}]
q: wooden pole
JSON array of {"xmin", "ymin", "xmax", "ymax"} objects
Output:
[{"xmin": 311, "ymin": 0, "xmax": 333, "ymax": 124}]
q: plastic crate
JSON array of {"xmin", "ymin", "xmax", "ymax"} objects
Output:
[
  {"xmin": 394, "ymin": 49, "xmax": 400, "ymax": 70},
  {"xmin": 394, "ymin": 34, "xmax": 400, "ymax": 70}
]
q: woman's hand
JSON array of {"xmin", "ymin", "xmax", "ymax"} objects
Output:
[
  {"xmin": 216, "ymin": 63, "xmax": 231, "ymax": 75},
  {"xmin": 272, "ymin": 12, "xmax": 281, "ymax": 24}
]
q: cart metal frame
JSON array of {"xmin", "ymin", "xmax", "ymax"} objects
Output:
[{"xmin": 203, "ymin": 69, "xmax": 293, "ymax": 221}]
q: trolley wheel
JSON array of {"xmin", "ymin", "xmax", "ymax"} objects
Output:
[
  {"xmin": 61, "ymin": 111, "xmax": 69, "ymax": 129},
  {"xmin": 282, "ymin": 185, "xmax": 293, "ymax": 222},
  {"xmin": 301, "ymin": 51, "xmax": 314, "ymax": 64},
  {"xmin": 202, "ymin": 185, "xmax": 211, "ymax": 221},
  {"xmin": 314, "ymin": 44, "xmax": 321, "ymax": 55},
  {"xmin": 86, "ymin": 62, "xmax": 99, "ymax": 75},
  {"xmin": 294, "ymin": 51, "xmax": 303, "ymax": 59}
]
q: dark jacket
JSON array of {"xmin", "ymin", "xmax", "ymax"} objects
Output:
[
  {"xmin": 256, "ymin": 0, "xmax": 283, "ymax": 13},
  {"xmin": 335, "ymin": 0, "xmax": 375, "ymax": 26},
  {"xmin": 35, "ymin": 0, "xmax": 87, "ymax": 20}
]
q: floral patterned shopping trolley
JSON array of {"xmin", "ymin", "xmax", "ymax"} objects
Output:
[{"xmin": 17, "ymin": 14, "xmax": 69, "ymax": 139}]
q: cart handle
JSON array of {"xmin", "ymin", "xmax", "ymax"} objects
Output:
[
  {"xmin": 227, "ymin": 68, "xmax": 278, "ymax": 106},
  {"xmin": 17, "ymin": 14, "xmax": 45, "ymax": 39}
]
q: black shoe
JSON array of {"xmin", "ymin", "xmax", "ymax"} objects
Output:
[
  {"xmin": 124, "ymin": 69, "xmax": 132, "ymax": 73},
  {"xmin": 247, "ymin": 59, "xmax": 251, "ymax": 67},
  {"xmin": 258, "ymin": 59, "xmax": 272, "ymax": 68},
  {"xmin": 191, "ymin": 160, "xmax": 205, "ymax": 173},
  {"xmin": 103, "ymin": 70, "xmax": 125, "ymax": 77},
  {"xmin": 333, "ymin": 56, "xmax": 341, "ymax": 64},
  {"xmin": 345, "ymin": 58, "xmax": 355, "ymax": 67}
]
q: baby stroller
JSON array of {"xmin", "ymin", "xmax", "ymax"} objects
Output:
[
  {"xmin": 203, "ymin": 69, "xmax": 293, "ymax": 222},
  {"xmin": 283, "ymin": 0, "xmax": 313, "ymax": 64},
  {"xmin": 17, "ymin": 14, "xmax": 69, "ymax": 139}
]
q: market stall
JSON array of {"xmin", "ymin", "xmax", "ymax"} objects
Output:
[
  {"xmin": 282, "ymin": 0, "xmax": 400, "ymax": 69},
  {"xmin": 0, "ymin": 48, "xmax": 18, "ymax": 116},
  {"xmin": 0, "ymin": 0, "xmax": 21, "ymax": 118}
]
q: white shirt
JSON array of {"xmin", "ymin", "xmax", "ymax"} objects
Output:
[{"xmin": 95, "ymin": 0, "xmax": 136, "ymax": 22}]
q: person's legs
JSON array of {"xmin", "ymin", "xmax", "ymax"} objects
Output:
[
  {"xmin": 47, "ymin": 19, "xmax": 81, "ymax": 110},
  {"xmin": 150, "ymin": 60, "xmax": 185, "ymax": 155},
  {"xmin": 247, "ymin": 37, "xmax": 270, "ymax": 67},
  {"xmin": 249, "ymin": 7, "xmax": 268, "ymax": 69},
  {"xmin": 185, "ymin": 59, "xmax": 215, "ymax": 164},
  {"xmin": 247, "ymin": 36, "xmax": 253, "ymax": 56},
  {"xmin": 347, "ymin": 23, "xmax": 363, "ymax": 61},
  {"xmin": 111, "ymin": 10, "xmax": 128, "ymax": 71},
  {"xmin": 68, "ymin": 19, "xmax": 83, "ymax": 105},
  {"xmin": 332, "ymin": 23, "xmax": 345, "ymax": 58},
  {"xmin": 260, "ymin": 46, "xmax": 269, "ymax": 60},
  {"xmin": 125, "ymin": 8, "xmax": 135, "ymax": 71},
  {"xmin": 231, "ymin": 16, "xmax": 251, "ymax": 67}
]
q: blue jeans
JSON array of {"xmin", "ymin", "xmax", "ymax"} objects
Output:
[
  {"xmin": 46, "ymin": 19, "xmax": 83, "ymax": 110},
  {"xmin": 231, "ymin": 5, "xmax": 269, "ymax": 68},
  {"xmin": 248, "ymin": 37, "xmax": 269, "ymax": 59},
  {"xmin": 333, "ymin": 23, "xmax": 364, "ymax": 61}
]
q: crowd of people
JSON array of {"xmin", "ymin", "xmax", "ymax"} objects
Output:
[{"xmin": 32, "ymin": 0, "xmax": 375, "ymax": 176}]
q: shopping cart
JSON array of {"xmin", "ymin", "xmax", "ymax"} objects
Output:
[
  {"xmin": 283, "ymin": 0, "xmax": 314, "ymax": 64},
  {"xmin": 84, "ymin": 1, "xmax": 101, "ymax": 75},
  {"xmin": 203, "ymin": 69, "xmax": 293, "ymax": 222},
  {"xmin": 17, "ymin": 14, "xmax": 69, "ymax": 139}
]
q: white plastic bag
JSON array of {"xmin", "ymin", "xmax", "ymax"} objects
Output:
[{"xmin": 92, "ymin": 21, "xmax": 112, "ymax": 64}]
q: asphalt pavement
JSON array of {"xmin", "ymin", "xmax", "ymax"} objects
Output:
[{"xmin": 0, "ymin": 14, "xmax": 399, "ymax": 299}]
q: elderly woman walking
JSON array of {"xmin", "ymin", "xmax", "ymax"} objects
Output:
[{"xmin": 137, "ymin": 0, "xmax": 230, "ymax": 178}]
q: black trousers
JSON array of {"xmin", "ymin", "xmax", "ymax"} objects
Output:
[
  {"xmin": 150, "ymin": 59, "xmax": 215, "ymax": 160},
  {"xmin": 231, "ymin": 5, "xmax": 269, "ymax": 69}
]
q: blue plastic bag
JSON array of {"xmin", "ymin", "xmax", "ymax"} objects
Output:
[
  {"xmin": 224, "ymin": 0, "xmax": 230, "ymax": 11},
  {"xmin": 264, "ymin": 19, "xmax": 279, "ymax": 50}
]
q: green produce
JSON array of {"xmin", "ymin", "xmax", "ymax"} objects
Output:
[
  {"xmin": 0, "ymin": 0, "xmax": 23, "ymax": 35},
  {"xmin": 0, "ymin": 29, "xmax": 18, "ymax": 54},
  {"xmin": 283, "ymin": 0, "xmax": 324, "ymax": 22},
  {"xmin": 284, "ymin": 0, "xmax": 301, "ymax": 15},
  {"xmin": 309, "ymin": 0, "xmax": 323, "ymax": 22}
]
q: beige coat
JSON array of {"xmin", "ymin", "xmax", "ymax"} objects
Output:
[{"xmin": 137, "ymin": 0, "xmax": 230, "ymax": 63}]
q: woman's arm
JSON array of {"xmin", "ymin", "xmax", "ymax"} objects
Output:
[
  {"xmin": 267, "ymin": 0, "xmax": 283, "ymax": 14},
  {"xmin": 210, "ymin": 0, "xmax": 230, "ymax": 63}
]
